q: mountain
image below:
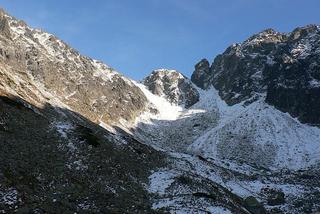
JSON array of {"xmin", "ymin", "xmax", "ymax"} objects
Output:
[
  {"xmin": 192, "ymin": 26, "xmax": 320, "ymax": 126},
  {"xmin": 0, "ymin": 8, "xmax": 147, "ymax": 128},
  {"xmin": 143, "ymin": 69, "xmax": 199, "ymax": 108},
  {"xmin": 1, "ymin": 7, "xmax": 320, "ymax": 214},
  {"xmin": 0, "ymin": 9, "xmax": 250, "ymax": 214},
  {"xmin": 134, "ymin": 26, "xmax": 320, "ymax": 213},
  {"xmin": 0, "ymin": 9, "xmax": 166, "ymax": 213}
]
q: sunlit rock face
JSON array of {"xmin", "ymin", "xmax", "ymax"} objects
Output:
[
  {"xmin": 0, "ymin": 9, "xmax": 148, "ymax": 126},
  {"xmin": 143, "ymin": 69, "xmax": 199, "ymax": 108}
]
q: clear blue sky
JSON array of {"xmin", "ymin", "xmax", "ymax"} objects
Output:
[{"xmin": 2, "ymin": 0, "xmax": 320, "ymax": 80}]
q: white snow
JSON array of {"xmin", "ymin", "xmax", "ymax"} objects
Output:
[
  {"xmin": 148, "ymin": 170, "xmax": 177, "ymax": 195},
  {"xmin": 187, "ymin": 87, "xmax": 320, "ymax": 170},
  {"xmin": 136, "ymin": 80, "xmax": 320, "ymax": 170},
  {"xmin": 133, "ymin": 82, "xmax": 183, "ymax": 122},
  {"xmin": 309, "ymin": 78, "xmax": 320, "ymax": 88},
  {"xmin": 225, "ymin": 179, "xmax": 305, "ymax": 199},
  {"xmin": 92, "ymin": 60, "xmax": 117, "ymax": 83},
  {"xmin": 291, "ymin": 42, "xmax": 312, "ymax": 59},
  {"xmin": 55, "ymin": 122, "xmax": 74, "ymax": 139},
  {"xmin": 0, "ymin": 188, "xmax": 18, "ymax": 206},
  {"xmin": 266, "ymin": 56, "xmax": 276, "ymax": 66},
  {"xmin": 207, "ymin": 206, "xmax": 233, "ymax": 214}
]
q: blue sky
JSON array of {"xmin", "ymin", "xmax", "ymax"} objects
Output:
[{"xmin": 2, "ymin": 0, "xmax": 320, "ymax": 80}]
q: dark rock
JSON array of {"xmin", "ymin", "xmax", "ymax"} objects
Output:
[
  {"xmin": 244, "ymin": 196, "xmax": 267, "ymax": 214},
  {"xmin": 191, "ymin": 25, "xmax": 320, "ymax": 125},
  {"xmin": 191, "ymin": 58, "xmax": 211, "ymax": 89},
  {"xmin": 0, "ymin": 95, "xmax": 166, "ymax": 213},
  {"xmin": 261, "ymin": 188, "xmax": 285, "ymax": 206},
  {"xmin": 192, "ymin": 192, "xmax": 216, "ymax": 200}
]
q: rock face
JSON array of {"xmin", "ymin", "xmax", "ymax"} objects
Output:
[
  {"xmin": 191, "ymin": 59, "xmax": 211, "ymax": 89},
  {"xmin": 0, "ymin": 9, "xmax": 147, "ymax": 126},
  {"xmin": 192, "ymin": 25, "xmax": 320, "ymax": 125},
  {"xmin": 143, "ymin": 69, "xmax": 199, "ymax": 108}
]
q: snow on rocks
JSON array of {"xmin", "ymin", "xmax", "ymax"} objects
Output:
[
  {"xmin": 189, "ymin": 90, "xmax": 320, "ymax": 170},
  {"xmin": 92, "ymin": 60, "xmax": 117, "ymax": 83},
  {"xmin": 133, "ymin": 81, "xmax": 183, "ymax": 122},
  {"xmin": 148, "ymin": 170, "xmax": 178, "ymax": 195},
  {"xmin": 54, "ymin": 121, "xmax": 74, "ymax": 139},
  {"xmin": 0, "ymin": 188, "xmax": 18, "ymax": 206},
  {"xmin": 136, "ymin": 74, "xmax": 320, "ymax": 170},
  {"xmin": 207, "ymin": 206, "xmax": 233, "ymax": 214}
]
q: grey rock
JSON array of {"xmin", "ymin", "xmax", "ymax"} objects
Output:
[
  {"xmin": 191, "ymin": 58, "xmax": 211, "ymax": 89},
  {"xmin": 192, "ymin": 25, "xmax": 320, "ymax": 125},
  {"xmin": 261, "ymin": 188, "xmax": 285, "ymax": 206},
  {"xmin": 143, "ymin": 69, "xmax": 199, "ymax": 108},
  {"xmin": 244, "ymin": 196, "xmax": 267, "ymax": 214},
  {"xmin": 0, "ymin": 9, "xmax": 11, "ymax": 38}
]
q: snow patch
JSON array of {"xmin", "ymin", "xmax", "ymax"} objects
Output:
[
  {"xmin": 55, "ymin": 122, "xmax": 74, "ymax": 139},
  {"xmin": 207, "ymin": 206, "xmax": 233, "ymax": 214},
  {"xmin": 0, "ymin": 188, "xmax": 18, "ymax": 206},
  {"xmin": 148, "ymin": 170, "xmax": 177, "ymax": 195},
  {"xmin": 134, "ymin": 82, "xmax": 183, "ymax": 122}
]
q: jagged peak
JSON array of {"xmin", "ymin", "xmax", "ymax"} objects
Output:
[
  {"xmin": 147, "ymin": 68, "xmax": 186, "ymax": 81},
  {"xmin": 289, "ymin": 24, "xmax": 320, "ymax": 40},
  {"xmin": 151, "ymin": 68, "xmax": 184, "ymax": 75},
  {"xmin": 143, "ymin": 68, "xmax": 199, "ymax": 108},
  {"xmin": 195, "ymin": 58, "xmax": 210, "ymax": 69},
  {"xmin": 242, "ymin": 28, "xmax": 286, "ymax": 47}
]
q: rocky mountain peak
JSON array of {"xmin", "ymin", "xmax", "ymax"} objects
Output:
[
  {"xmin": 289, "ymin": 24, "xmax": 320, "ymax": 40},
  {"xmin": 190, "ymin": 58, "xmax": 211, "ymax": 89},
  {"xmin": 191, "ymin": 24, "xmax": 320, "ymax": 125},
  {"xmin": 143, "ymin": 69, "xmax": 199, "ymax": 108},
  {"xmin": 244, "ymin": 28, "xmax": 286, "ymax": 45}
]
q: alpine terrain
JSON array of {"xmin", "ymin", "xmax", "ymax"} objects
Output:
[{"xmin": 0, "ymin": 8, "xmax": 320, "ymax": 214}]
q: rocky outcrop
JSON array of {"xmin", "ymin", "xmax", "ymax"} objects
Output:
[
  {"xmin": 192, "ymin": 25, "xmax": 320, "ymax": 125},
  {"xmin": 244, "ymin": 196, "xmax": 267, "ymax": 214},
  {"xmin": 143, "ymin": 69, "xmax": 199, "ymax": 108},
  {"xmin": 0, "ymin": 9, "xmax": 10, "ymax": 38},
  {"xmin": 191, "ymin": 59, "xmax": 211, "ymax": 89}
]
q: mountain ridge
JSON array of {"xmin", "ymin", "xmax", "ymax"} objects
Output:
[
  {"xmin": 192, "ymin": 24, "xmax": 320, "ymax": 126},
  {"xmin": 1, "ymin": 7, "xmax": 320, "ymax": 213}
]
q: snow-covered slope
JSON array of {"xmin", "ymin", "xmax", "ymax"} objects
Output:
[
  {"xmin": 134, "ymin": 83, "xmax": 320, "ymax": 213},
  {"xmin": 135, "ymin": 82, "xmax": 320, "ymax": 170},
  {"xmin": 189, "ymin": 88, "xmax": 320, "ymax": 170}
]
